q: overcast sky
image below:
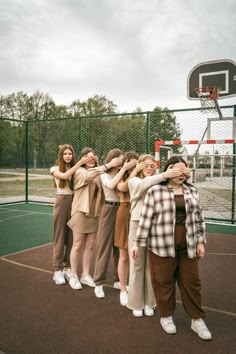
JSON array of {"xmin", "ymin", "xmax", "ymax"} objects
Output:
[{"xmin": 0, "ymin": 0, "xmax": 236, "ymax": 112}]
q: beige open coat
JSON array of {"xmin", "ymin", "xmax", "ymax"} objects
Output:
[{"xmin": 71, "ymin": 167, "xmax": 104, "ymax": 218}]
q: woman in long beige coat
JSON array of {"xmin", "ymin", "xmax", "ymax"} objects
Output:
[{"xmin": 67, "ymin": 147, "xmax": 120, "ymax": 290}]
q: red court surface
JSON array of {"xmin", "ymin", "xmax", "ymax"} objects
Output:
[{"xmin": 0, "ymin": 233, "xmax": 235, "ymax": 353}]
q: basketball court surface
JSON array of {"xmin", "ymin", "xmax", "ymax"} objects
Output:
[{"xmin": 0, "ymin": 203, "xmax": 235, "ymax": 353}]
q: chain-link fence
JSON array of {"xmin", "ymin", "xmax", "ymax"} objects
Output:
[
  {"xmin": 0, "ymin": 105, "xmax": 235, "ymax": 223},
  {"xmin": 156, "ymin": 140, "xmax": 235, "ymax": 223}
]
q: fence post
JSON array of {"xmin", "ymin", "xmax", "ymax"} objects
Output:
[
  {"xmin": 145, "ymin": 112, "xmax": 150, "ymax": 153},
  {"xmin": 78, "ymin": 116, "xmax": 82, "ymax": 154},
  {"xmin": 25, "ymin": 121, "xmax": 28, "ymax": 203},
  {"xmin": 231, "ymin": 105, "xmax": 236, "ymax": 224}
]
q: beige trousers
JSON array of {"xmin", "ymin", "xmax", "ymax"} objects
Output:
[{"xmin": 127, "ymin": 220, "xmax": 156, "ymax": 310}]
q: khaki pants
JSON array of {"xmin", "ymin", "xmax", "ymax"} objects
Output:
[
  {"xmin": 149, "ymin": 224, "xmax": 205, "ymax": 319},
  {"xmin": 127, "ymin": 220, "xmax": 156, "ymax": 310},
  {"xmin": 53, "ymin": 194, "xmax": 73, "ymax": 271}
]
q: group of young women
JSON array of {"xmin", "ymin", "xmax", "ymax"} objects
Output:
[{"xmin": 50, "ymin": 144, "xmax": 212, "ymax": 341}]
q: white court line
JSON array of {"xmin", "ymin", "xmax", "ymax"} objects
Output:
[
  {"xmin": 0, "ymin": 209, "xmax": 16, "ymax": 214},
  {"xmin": 1, "ymin": 257, "xmax": 53, "ymax": 274},
  {"xmin": 1, "ymin": 256, "xmax": 236, "ymax": 318},
  {"xmin": 0, "ymin": 202, "xmax": 25, "ymax": 207},
  {"xmin": 207, "ymin": 222, "xmax": 236, "ymax": 228},
  {"xmin": 2, "ymin": 242, "xmax": 53, "ymax": 257},
  {"xmin": 206, "ymin": 252, "xmax": 236, "ymax": 256},
  {"xmin": 175, "ymin": 300, "xmax": 236, "ymax": 318},
  {"xmin": 0, "ymin": 206, "xmax": 52, "ymax": 216},
  {"xmin": 0, "ymin": 212, "xmax": 37, "ymax": 222},
  {"xmin": 0, "ymin": 207, "xmax": 32, "ymax": 213}
]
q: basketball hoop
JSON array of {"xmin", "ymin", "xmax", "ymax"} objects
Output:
[{"xmin": 194, "ymin": 86, "xmax": 220, "ymax": 113}]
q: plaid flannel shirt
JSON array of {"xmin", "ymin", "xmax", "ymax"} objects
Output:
[{"xmin": 134, "ymin": 183, "xmax": 206, "ymax": 258}]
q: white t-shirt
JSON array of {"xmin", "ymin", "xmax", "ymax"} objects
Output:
[
  {"xmin": 50, "ymin": 166, "xmax": 73, "ymax": 195},
  {"xmin": 100, "ymin": 173, "xmax": 119, "ymax": 202}
]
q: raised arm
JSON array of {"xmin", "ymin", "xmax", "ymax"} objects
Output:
[
  {"xmin": 128, "ymin": 173, "xmax": 164, "ymax": 201},
  {"xmin": 116, "ymin": 161, "xmax": 139, "ymax": 192},
  {"xmin": 128, "ymin": 163, "xmax": 183, "ymax": 201},
  {"xmin": 51, "ymin": 155, "xmax": 91, "ymax": 180},
  {"xmin": 87, "ymin": 155, "xmax": 124, "ymax": 175},
  {"xmin": 104, "ymin": 160, "xmax": 136, "ymax": 190}
]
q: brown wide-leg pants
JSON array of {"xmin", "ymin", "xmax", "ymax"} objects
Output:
[
  {"xmin": 149, "ymin": 224, "xmax": 205, "ymax": 319},
  {"xmin": 93, "ymin": 203, "xmax": 120, "ymax": 286},
  {"xmin": 53, "ymin": 194, "xmax": 73, "ymax": 271}
]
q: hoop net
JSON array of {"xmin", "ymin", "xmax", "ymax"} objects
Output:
[{"xmin": 194, "ymin": 86, "xmax": 220, "ymax": 113}]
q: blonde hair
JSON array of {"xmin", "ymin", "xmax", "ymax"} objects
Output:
[{"xmin": 137, "ymin": 154, "xmax": 156, "ymax": 179}]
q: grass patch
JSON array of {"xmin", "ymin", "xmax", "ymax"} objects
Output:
[
  {"xmin": 0, "ymin": 168, "xmax": 49, "ymax": 175},
  {"xmin": 0, "ymin": 180, "xmax": 25, "ymax": 196},
  {"xmin": 0, "ymin": 173, "xmax": 20, "ymax": 178},
  {"xmin": 1, "ymin": 180, "xmax": 233, "ymax": 204},
  {"xmin": 29, "ymin": 179, "xmax": 56, "ymax": 197},
  {"xmin": 0, "ymin": 179, "xmax": 55, "ymax": 197}
]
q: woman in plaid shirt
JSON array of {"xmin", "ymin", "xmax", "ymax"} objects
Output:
[
  {"xmin": 131, "ymin": 156, "xmax": 212, "ymax": 341},
  {"xmin": 127, "ymin": 154, "xmax": 185, "ymax": 318}
]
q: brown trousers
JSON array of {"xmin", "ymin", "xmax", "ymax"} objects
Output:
[
  {"xmin": 149, "ymin": 224, "xmax": 205, "ymax": 319},
  {"xmin": 93, "ymin": 203, "xmax": 119, "ymax": 286},
  {"xmin": 53, "ymin": 194, "xmax": 73, "ymax": 271}
]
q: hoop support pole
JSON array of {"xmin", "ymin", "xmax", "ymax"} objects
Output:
[{"xmin": 214, "ymin": 100, "xmax": 223, "ymax": 120}]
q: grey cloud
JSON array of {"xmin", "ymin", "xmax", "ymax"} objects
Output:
[{"xmin": 0, "ymin": 0, "xmax": 235, "ymax": 111}]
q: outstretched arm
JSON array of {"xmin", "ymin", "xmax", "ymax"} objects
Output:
[
  {"xmin": 116, "ymin": 161, "xmax": 139, "ymax": 192},
  {"xmin": 90, "ymin": 156, "xmax": 123, "ymax": 174},
  {"xmin": 51, "ymin": 155, "xmax": 91, "ymax": 180},
  {"xmin": 105, "ymin": 160, "xmax": 137, "ymax": 190}
]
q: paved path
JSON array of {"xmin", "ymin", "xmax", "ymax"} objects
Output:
[
  {"xmin": 194, "ymin": 177, "xmax": 234, "ymax": 220},
  {"xmin": 0, "ymin": 171, "xmax": 51, "ymax": 181}
]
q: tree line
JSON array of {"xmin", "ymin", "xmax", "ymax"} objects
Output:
[{"xmin": 0, "ymin": 91, "xmax": 181, "ymax": 169}]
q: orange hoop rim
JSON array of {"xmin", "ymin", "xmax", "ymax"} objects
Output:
[{"xmin": 194, "ymin": 86, "xmax": 220, "ymax": 100}]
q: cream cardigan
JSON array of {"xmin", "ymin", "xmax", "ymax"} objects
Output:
[{"xmin": 128, "ymin": 174, "xmax": 165, "ymax": 221}]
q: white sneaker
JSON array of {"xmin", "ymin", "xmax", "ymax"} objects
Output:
[
  {"xmin": 113, "ymin": 281, "xmax": 121, "ymax": 289},
  {"xmin": 69, "ymin": 275, "xmax": 82, "ymax": 290},
  {"xmin": 144, "ymin": 305, "xmax": 154, "ymax": 317},
  {"xmin": 191, "ymin": 319, "xmax": 212, "ymax": 340},
  {"xmin": 94, "ymin": 285, "xmax": 105, "ymax": 298},
  {"xmin": 132, "ymin": 309, "xmax": 143, "ymax": 317},
  {"xmin": 160, "ymin": 316, "xmax": 177, "ymax": 334},
  {"xmin": 80, "ymin": 274, "xmax": 95, "ymax": 287},
  {"xmin": 120, "ymin": 291, "xmax": 128, "ymax": 306},
  {"xmin": 63, "ymin": 268, "xmax": 72, "ymax": 282},
  {"xmin": 53, "ymin": 271, "xmax": 66, "ymax": 285}
]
